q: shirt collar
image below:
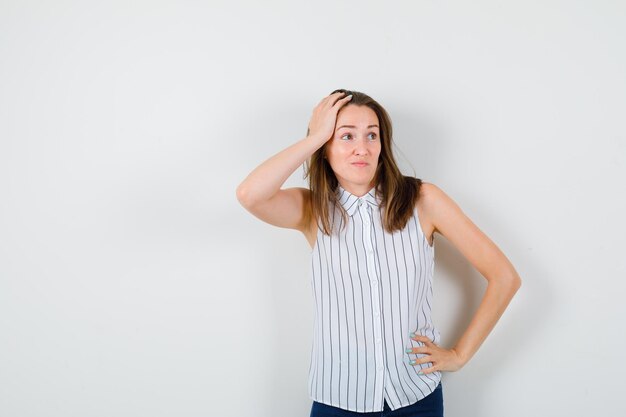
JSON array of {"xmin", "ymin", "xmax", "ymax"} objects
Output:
[{"xmin": 336, "ymin": 184, "xmax": 380, "ymax": 217}]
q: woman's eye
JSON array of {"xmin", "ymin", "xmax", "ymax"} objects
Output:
[{"xmin": 339, "ymin": 133, "xmax": 377, "ymax": 140}]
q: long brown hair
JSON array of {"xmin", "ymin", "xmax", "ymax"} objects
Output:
[{"xmin": 304, "ymin": 88, "xmax": 423, "ymax": 235}]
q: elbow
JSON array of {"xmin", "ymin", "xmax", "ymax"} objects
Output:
[
  {"xmin": 490, "ymin": 270, "xmax": 521, "ymax": 296},
  {"xmin": 236, "ymin": 182, "xmax": 252, "ymax": 208},
  {"xmin": 236, "ymin": 181, "xmax": 265, "ymax": 210},
  {"xmin": 507, "ymin": 272, "xmax": 522, "ymax": 295}
]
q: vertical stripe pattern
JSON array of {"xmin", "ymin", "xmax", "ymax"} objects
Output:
[{"xmin": 308, "ymin": 185, "xmax": 442, "ymax": 413}]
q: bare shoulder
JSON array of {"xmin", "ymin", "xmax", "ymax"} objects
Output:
[
  {"xmin": 269, "ymin": 187, "xmax": 317, "ymax": 247},
  {"xmin": 417, "ymin": 181, "xmax": 448, "ymax": 211},
  {"xmin": 415, "ymin": 181, "xmax": 462, "ymax": 244},
  {"xmin": 415, "ymin": 181, "xmax": 521, "ymax": 287},
  {"xmin": 415, "ymin": 182, "xmax": 437, "ymax": 245},
  {"xmin": 272, "ymin": 187, "xmax": 317, "ymax": 248},
  {"xmin": 418, "ymin": 180, "xmax": 487, "ymax": 249}
]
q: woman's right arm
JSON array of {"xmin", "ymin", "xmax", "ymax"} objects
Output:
[{"xmin": 236, "ymin": 92, "xmax": 352, "ymax": 243}]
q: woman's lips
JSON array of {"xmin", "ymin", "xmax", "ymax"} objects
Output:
[{"xmin": 351, "ymin": 162, "xmax": 368, "ymax": 167}]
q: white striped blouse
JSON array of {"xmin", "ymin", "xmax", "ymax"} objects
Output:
[{"xmin": 308, "ymin": 184, "xmax": 442, "ymax": 412}]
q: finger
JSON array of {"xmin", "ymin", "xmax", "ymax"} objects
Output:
[
  {"xmin": 317, "ymin": 92, "xmax": 344, "ymax": 107},
  {"xmin": 418, "ymin": 365, "xmax": 438, "ymax": 375},
  {"xmin": 411, "ymin": 334, "xmax": 436, "ymax": 346},
  {"xmin": 409, "ymin": 356, "xmax": 433, "ymax": 366},
  {"xmin": 405, "ymin": 347, "xmax": 430, "ymax": 354},
  {"xmin": 325, "ymin": 91, "xmax": 346, "ymax": 101},
  {"xmin": 335, "ymin": 94, "xmax": 353, "ymax": 106},
  {"xmin": 329, "ymin": 92, "xmax": 349, "ymax": 107},
  {"xmin": 317, "ymin": 95, "xmax": 332, "ymax": 106}
]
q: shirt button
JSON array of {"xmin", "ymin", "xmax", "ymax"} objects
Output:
[
  {"xmin": 378, "ymin": 367, "xmax": 384, "ymax": 372},
  {"xmin": 374, "ymin": 311, "xmax": 379, "ymax": 317},
  {"xmin": 372, "ymin": 280, "xmax": 377, "ymax": 286},
  {"xmin": 376, "ymin": 338, "xmax": 382, "ymax": 344}
]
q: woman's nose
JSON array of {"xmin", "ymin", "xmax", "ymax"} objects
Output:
[{"xmin": 354, "ymin": 138, "xmax": 369, "ymax": 155}]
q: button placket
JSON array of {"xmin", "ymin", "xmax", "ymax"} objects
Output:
[{"xmin": 360, "ymin": 201, "xmax": 385, "ymax": 403}]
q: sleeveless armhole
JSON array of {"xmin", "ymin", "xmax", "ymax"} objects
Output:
[
  {"xmin": 414, "ymin": 200, "xmax": 434, "ymax": 249},
  {"xmin": 309, "ymin": 221, "xmax": 321, "ymax": 254},
  {"xmin": 303, "ymin": 189, "xmax": 320, "ymax": 253},
  {"xmin": 308, "ymin": 202, "xmax": 327, "ymax": 255},
  {"xmin": 309, "ymin": 198, "xmax": 342, "ymax": 254}
]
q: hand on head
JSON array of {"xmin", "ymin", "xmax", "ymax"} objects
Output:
[{"xmin": 307, "ymin": 91, "xmax": 353, "ymax": 145}]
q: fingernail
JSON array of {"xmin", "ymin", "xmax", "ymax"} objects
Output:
[
  {"xmin": 405, "ymin": 348, "xmax": 412, "ymax": 353},
  {"xmin": 409, "ymin": 332, "xmax": 416, "ymax": 338},
  {"xmin": 410, "ymin": 360, "xmax": 416, "ymax": 365},
  {"xmin": 417, "ymin": 370, "xmax": 424, "ymax": 375}
]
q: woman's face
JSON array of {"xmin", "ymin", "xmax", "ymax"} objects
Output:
[{"xmin": 325, "ymin": 104, "xmax": 381, "ymax": 196}]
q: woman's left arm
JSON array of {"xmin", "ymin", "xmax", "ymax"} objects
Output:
[{"xmin": 409, "ymin": 182, "xmax": 522, "ymax": 374}]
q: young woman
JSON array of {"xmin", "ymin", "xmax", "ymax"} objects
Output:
[{"xmin": 236, "ymin": 89, "xmax": 521, "ymax": 417}]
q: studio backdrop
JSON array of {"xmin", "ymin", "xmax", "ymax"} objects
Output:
[{"xmin": 1, "ymin": 1, "xmax": 625, "ymax": 416}]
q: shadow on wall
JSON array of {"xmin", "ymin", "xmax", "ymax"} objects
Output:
[{"xmin": 434, "ymin": 227, "xmax": 552, "ymax": 417}]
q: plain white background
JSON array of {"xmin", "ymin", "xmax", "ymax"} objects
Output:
[{"xmin": 1, "ymin": 1, "xmax": 625, "ymax": 416}]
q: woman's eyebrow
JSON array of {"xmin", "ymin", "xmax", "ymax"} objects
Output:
[{"xmin": 337, "ymin": 124, "xmax": 379, "ymax": 130}]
